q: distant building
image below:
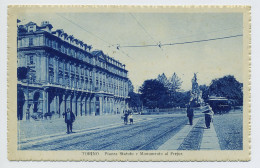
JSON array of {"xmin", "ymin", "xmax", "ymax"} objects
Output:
[{"xmin": 17, "ymin": 21, "xmax": 129, "ymax": 120}]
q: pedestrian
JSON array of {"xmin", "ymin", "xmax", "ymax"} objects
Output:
[
  {"xmin": 186, "ymin": 105, "xmax": 194, "ymax": 125},
  {"xmin": 64, "ymin": 108, "xmax": 75, "ymax": 134},
  {"xmin": 124, "ymin": 111, "xmax": 128, "ymax": 125},
  {"xmin": 203, "ymin": 104, "xmax": 214, "ymax": 129},
  {"xmin": 129, "ymin": 113, "xmax": 133, "ymax": 125}
]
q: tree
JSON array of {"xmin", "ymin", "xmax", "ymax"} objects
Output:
[
  {"xmin": 127, "ymin": 80, "xmax": 134, "ymax": 93},
  {"xmin": 168, "ymin": 72, "xmax": 183, "ymax": 92},
  {"xmin": 128, "ymin": 91, "xmax": 142, "ymax": 109},
  {"xmin": 199, "ymin": 84, "xmax": 209, "ymax": 102},
  {"xmin": 157, "ymin": 73, "xmax": 170, "ymax": 88},
  {"xmin": 157, "ymin": 72, "xmax": 182, "ymax": 92},
  {"xmin": 209, "ymin": 75, "xmax": 243, "ymax": 105},
  {"xmin": 139, "ymin": 79, "xmax": 170, "ymax": 108},
  {"xmin": 171, "ymin": 91, "xmax": 190, "ymax": 108}
]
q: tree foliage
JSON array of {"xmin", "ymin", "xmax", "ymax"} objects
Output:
[
  {"xmin": 127, "ymin": 80, "xmax": 134, "ymax": 93},
  {"xmin": 209, "ymin": 75, "xmax": 243, "ymax": 105},
  {"xmin": 199, "ymin": 84, "xmax": 209, "ymax": 102},
  {"xmin": 157, "ymin": 72, "xmax": 182, "ymax": 92},
  {"xmin": 170, "ymin": 91, "xmax": 190, "ymax": 108},
  {"xmin": 157, "ymin": 73, "xmax": 169, "ymax": 88},
  {"xmin": 139, "ymin": 79, "xmax": 170, "ymax": 108},
  {"xmin": 169, "ymin": 73, "xmax": 183, "ymax": 92},
  {"xmin": 138, "ymin": 78, "xmax": 189, "ymax": 108},
  {"xmin": 127, "ymin": 91, "xmax": 142, "ymax": 109}
]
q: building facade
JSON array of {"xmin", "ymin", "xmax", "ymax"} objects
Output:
[{"xmin": 17, "ymin": 21, "xmax": 129, "ymax": 120}]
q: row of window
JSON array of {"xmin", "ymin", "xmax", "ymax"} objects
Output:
[
  {"xmin": 49, "ymin": 65, "xmax": 127, "ymax": 87},
  {"xmin": 22, "ymin": 36, "xmax": 127, "ymax": 76},
  {"xmin": 49, "ymin": 72, "xmax": 128, "ymax": 96}
]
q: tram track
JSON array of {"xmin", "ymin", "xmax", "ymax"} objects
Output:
[
  {"xmin": 22, "ymin": 116, "xmax": 183, "ymax": 150},
  {"xmin": 51, "ymin": 117, "xmax": 184, "ymax": 150}
]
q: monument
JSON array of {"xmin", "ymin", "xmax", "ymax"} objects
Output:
[{"xmin": 190, "ymin": 73, "xmax": 204, "ymax": 107}]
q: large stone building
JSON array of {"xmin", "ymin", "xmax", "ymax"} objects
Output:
[{"xmin": 17, "ymin": 21, "xmax": 129, "ymax": 120}]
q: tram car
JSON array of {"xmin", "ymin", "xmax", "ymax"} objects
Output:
[{"xmin": 208, "ymin": 96, "xmax": 231, "ymax": 114}]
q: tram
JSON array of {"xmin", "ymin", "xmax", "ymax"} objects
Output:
[{"xmin": 208, "ymin": 96, "xmax": 231, "ymax": 114}]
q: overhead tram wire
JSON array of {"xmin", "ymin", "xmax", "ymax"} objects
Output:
[
  {"xmin": 162, "ymin": 34, "xmax": 243, "ymax": 46},
  {"xmin": 169, "ymin": 25, "xmax": 243, "ymax": 43},
  {"xmin": 129, "ymin": 13, "xmax": 157, "ymax": 43},
  {"xmin": 55, "ymin": 13, "xmax": 134, "ymax": 60},
  {"xmin": 129, "ymin": 13, "xmax": 165, "ymax": 52},
  {"xmin": 116, "ymin": 34, "xmax": 243, "ymax": 49}
]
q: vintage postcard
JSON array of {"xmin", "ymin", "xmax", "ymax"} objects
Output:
[{"xmin": 8, "ymin": 5, "xmax": 250, "ymax": 161}]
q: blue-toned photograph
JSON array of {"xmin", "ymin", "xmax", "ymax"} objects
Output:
[{"xmin": 16, "ymin": 12, "xmax": 243, "ymax": 151}]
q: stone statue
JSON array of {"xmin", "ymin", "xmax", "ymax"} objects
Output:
[{"xmin": 190, "ymin": 73, "xmax": 203, "ymax": 107}]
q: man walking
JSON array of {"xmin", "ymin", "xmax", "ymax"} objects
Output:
[
  {"xmin": 64, "ymin": 108, "xmax": 75, "ymax": 134},
  {"xmin": 186, "ymin": 105, "xmax": 194, "ymax": 125},
  {"xmin": 123, "ymin": 111, "xmax": 129, "ymax": 125}
]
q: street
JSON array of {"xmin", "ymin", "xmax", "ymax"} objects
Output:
[{"xmin": 18, "ymin": 111, "xmax": 242, "ymax": 151}]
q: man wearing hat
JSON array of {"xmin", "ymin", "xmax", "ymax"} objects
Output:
[
  {"xmin": 64, "ymin": 108, "xmax": 75, "ymax": 134},
  {"xmin": 186, "ymin": 104, "xmax": 194, "ymax": 125}
]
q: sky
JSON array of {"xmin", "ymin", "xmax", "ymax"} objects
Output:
[{"xmin": 18, "ymin": 12, "xmax": 243, "ymax": 91}]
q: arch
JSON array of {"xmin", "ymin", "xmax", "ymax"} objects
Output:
[{"xmin": 33, "ymin": 91, "xmax": 43, "ymax": 113}]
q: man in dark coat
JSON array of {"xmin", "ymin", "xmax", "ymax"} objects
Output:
[
  {"xmin": 124, "ymin": 110, "xmax": 129, "ymax": 125},
  {"xmin": 186, "ymin": 105, "xmax": 194, "ymax": 125},
  {"xmin": 64, "ymin": 108, "xmax": 75, "ymax": 134}
]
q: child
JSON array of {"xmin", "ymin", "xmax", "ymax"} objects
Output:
[{"xmin": 129, "ymin": 113, "xmax": 133, "ymax": 125}]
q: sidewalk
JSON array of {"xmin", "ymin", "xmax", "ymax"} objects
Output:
[
  {"xmin": 158, "ymin": 118, "xmax": 201, "ymax": 150},
  {"xmin": 200, "ymin": 123, "xmax": 220, "ymax": 150},
  {"xmin": 18, "ymin": 114, "xmax": 124, "ymax": 141},
  {"xmin": 158, "ymin": 117, "xmax": 221, "ymax": 150}
]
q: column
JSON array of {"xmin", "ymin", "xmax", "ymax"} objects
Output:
[
  {"xmin": 91, "ymin": 97, "xmax": 96, "ymax": 116},
  {"xmin": 107, "ymin": 98, "xmax": 110, "ymax": 114},
  {"xmin": 60, "ymin": 94, "xmax": 65, "ymax": 116},
  {"xmin": 105, "ymin": 97, "xmax": 108, "ymax": 115},
  {"xmin": 111, "ymin": 98, "xmax": 114, "ymax": 114},
  {"xmin": 51, "ymin": 94, "xmax": 56, "ymax": 115},
  {"xmin": 56, "ymin": 94, "xmax": 60, "ymax": 117},
  {"xmin": 77, "ymin": 96, "xmax": 81, "ymax": 116},
  {"xmin": 62, "ymin": 60, "xmax": 65, "ymax": 86},
  {"xmin": 86, "ymin": 97, "xmax": 90, "ymax": 115},
  {"xmin": 69, "ymin": 62, "xmax": 72, "ymax": 88},
  {"xmin": 109, "ymin": 98, "xmax": 112, "ymax": 114},
  {"xmin": 72, "ymin": 94, "xmax": 77, "ymax": 116},
  {"xmin": 82, "ymin": 98, "xmax": 86, "ymax": 116},
  {"xmin": 54, "ymin": 57, "xmax": 58, "ymax": 84},
  {"xmin": 40, "ymin": 53, "xmax": 47, "ymax": 83},
  {"xmin": 65, "ymin": 95, "xmax": 71, "ymax": 112},
  {"xmin": 46, "ymin": 54, "xmax": 49, "ymax": 84},
  {"xmin": 99, "ymin": 96, "xmax": 103, "ymax": 115},
  {"xmin": 43, "ymin": 90, "xmax": 49, "ymax": 119},
  {"xmin": 93, "ymin": 68, "xmax": 96, "ymax": 89}
]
